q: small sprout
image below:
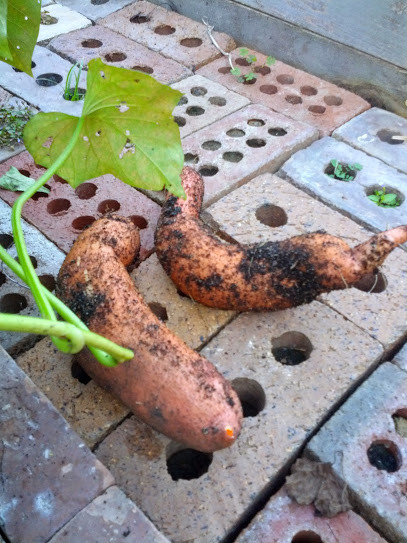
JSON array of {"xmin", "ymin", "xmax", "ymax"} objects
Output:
[
  {"xmin": 239, "ymin": 47, "xmax": 249, "ymax": 56},
  {"xmin": 230, "ymin": 67, "xmax": 241, "ymax": 77},
  {"xmin": 246, "ymin": 54, "xmax": 257, "ymax": 64},
  {"xmin": 230, "ymin": 47, "xmax": 275, "ymax": 84},
  {"xmin": 244, "ymin": 71, "xmax": 257, "ymax": 81},
  {"xmin": 63, "ymin": 61, "xmax": 85, "ymax": 101},
  {"xmin": 327, "ymin": 159, "xmax": 362, "ymax": 181},
  {"xmin": 266, "ymin": 55, "xmax": 276, "ymax": 66},
  {"xmin": 368, "ymin": 187, "xmax": 401, "ymax": 208}
]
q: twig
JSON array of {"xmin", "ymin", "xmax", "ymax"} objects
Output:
[
  {"xmin": 202, "ymin": 18, "xmax": 235, "ymax": 71},
  {"xmin": 391, "ymin": 135, "xmax": 407, "ymax": 141}
]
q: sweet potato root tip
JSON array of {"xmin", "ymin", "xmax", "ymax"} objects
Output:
[{"xmin": 155, "ymin": 167, "xmax": 407, "ymax": 311}]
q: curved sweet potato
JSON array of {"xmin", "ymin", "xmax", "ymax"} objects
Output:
[
  {"xmin": 155, "ymin": 167, "xmax": 407, "ymax": 311},
  {"xmin": 57, "ymin": 215, "xmax": 242, "ymax": 452}
]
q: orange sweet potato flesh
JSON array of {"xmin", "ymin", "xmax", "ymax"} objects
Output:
[
  {"xmin": 56, "ymin": 215, "xmax": 242, "ymax": 452},
  {"xmin": 155, "ymin": 167, "xmax": 407, "ymax": 311}
]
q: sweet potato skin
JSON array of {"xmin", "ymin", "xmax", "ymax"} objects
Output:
[
  {"xmin": 155, "ymin": 167, "xmax": 407, "ymax": 311},
  {"xmin": 56, "ymin": 215, "xmax": 242, "ymax": 452}
]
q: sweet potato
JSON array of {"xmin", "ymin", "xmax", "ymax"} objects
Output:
[
  {"xmin": 56, "ymin": 215, "xmax": 242, "ymax": 452},
  {"xmin": 155, "ymin": 167, "xmax": 407, "ymax": 311}
]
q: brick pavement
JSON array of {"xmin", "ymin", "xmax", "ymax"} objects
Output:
[{"xmin": 0, "ymin": 1, "xmax": 406, "ymax": 542}]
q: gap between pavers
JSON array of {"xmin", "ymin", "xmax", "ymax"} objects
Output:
[
  {"xmin": 95, "ymin": 301, "xmax": 383, "ymax": 543},
  {"xmin": 38, "ymin": 4, "xmax": 92, "ymax": 43},
  {"xmin": 206, "ymin": 173, "xmax": 407, "ymax": 353},
  {"xmin": 306, "ymin": 362, "xmax": 407, "ymax": 543},
  {"xmin": 393, "ymin": 342, "xmax": 407, "ymax": 373}
]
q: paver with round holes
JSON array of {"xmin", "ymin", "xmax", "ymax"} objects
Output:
[
  {"xmin": 0, "ymin": 45, "xmax": 86, "ymax": 116},
  {"xmin": 333, "ymin": 107, "xmax": 407, "ymax": 175},
  {"xmin": 279, "ymin": 137, "xmax": 407, "ymax": 238},
  {"xmin": 0, "ymin": 90, "xmax": 36, "ymax": 164},
  {"xmin": 0, "ymin": 151, "xmax": 161, "ymax": 258},
  {"xmin": 306, "ymin": 362, "xmax": 407, "ymax": 543},
  {"xmin": 198, "ymin": 48, "xmax": 370, "ymax": 136},
  {"xmin": 0, "ymin": 199, "xmax": 66, "ymax": 355},
  {"xmin": 178, "ymin": 103, "xmax": 318, "ymax": 207},
  {"xmin": 170, "ymin": 74, "xmax": 250, "ymax": 137},
  {"xmin": 98, "ymin": 1, "xmax": 235, "ymax": 69},
  {"xmin": 206, "ymin": 173, "xmax": 407, "ymax": 351},
  {"xmin": 96, "ymin": 301, "xmax": 382, "ymax": 543},
  {"xmin": 235, "ymin": 487, "xmax": 388, "ymax": 543},
  {"xmin": 48, "ymin": 25, "xmax": 192, "ymax": 84},
  {"xmin": 38, "ymin": 4, "xmax": 91, "ymax": 43}
]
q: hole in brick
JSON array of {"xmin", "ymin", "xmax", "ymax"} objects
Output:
[
  {"xmin": 226, "ymin": 128, "xmax": 245, "ymax": 137},
  {"xmin": 184, "ymin": 153, "xmax": 199, "ymax": 164},
  {"xmin": 38, "ymin": 274, "xmax": 56, "ymax": 291},
  {"xmin": 277, "ymin": 74, "xmax": 294, "ymax": 84},
  {"xmin": 71, "ymin": 360, "xmax": 92, "ymax": 384},
  {"xmin": 231, "ymin": 377, "xmax": 266, "ymax": 417},
  {"xmin": 36, "ymin": 73, "xmax": 63, "ymax": 87},
  {"xmin": 259, "ymin": 84, "xmax": 278, "ymax": 95},
  {"xmin": 53, "ymin": 174, "xmax": 68, "ymax": 184},
  {"xmin": 18, "ymin": 169, "xmax": 31, "ymax": 177},
  {"xmin": 324, "ymin": 162, "xmax": 358, "ymax": 181},
  {"xmin": 81, "ymin": 39, "xmax": 103, "ymax": 48},
  {"xmin": 209, "ymin": 96, "xmax": 226, "ymax": 106},
  {"xmin": 0, "ymin": 234, "xmax": 13, "ymax": 249},
  {"xmin": 0, "ymin": 272, "xmax": 6, "ymax": 287},
  {"xmin": 392, "ymin": 409, "xmax": 407, "ymax": 438},
  {"xmin": 72, "ymin": 216, "xmax": 96, "ymax": 231},
  {"xmin": 365, "ymin": 185, "xmax": 404, "ymax": 206},
  {"xmin": 91, "ymin": 0, "xmax": 109, "ymax": 4},
  {"xmin": 186, "ymin": 106, "xmax": 205, "ymax": 116},
  {"xmin": 218, "ymin": 66, "xmax": 230, "ymax": 74},
  {"xmin": 202, "ymin": 140, "xmax": 221, "ymax": 151},
  {"xmin": 166, "ymin": 445, "xmax": 213, "ymax": 481},
  {"xmin": 0, "ymin": 293, "xmax": 28, "ymax": 313},
  {"xmin": 377, "ymin": 129, "xmax": 406, "ymax": 145},
  {"xmin": 154, "ymin": 24, "xmax": 176, "ymax": 35},
  {"xmin": 180, "ymin": 38, "xmax": 202, "ymax": 48},
  {"xmin": 268, "ymin": 127, "xmax": 287, "ymax": 136},
  {"xmin": 31, "ymin": 185, "xmax": 51, "ymax": 201},
  {"xmin": 177, "ymin": 96, "xmax": 188, "ymax": 106},
  {"xmin": 324, "ymin": 95, "xmax": 343, "ymax": 106},
  {"xmin": 199, "ymin": 165, "xmax": 218, "ymax": 176},
  {"xmin": 285, "ymin": 95, "xmax": 302, "ymax": 105},
  {"xmin": 236, "ymin": 57, "xmax": 250, "ymax": 67},
  {"xmin": 47, "ymin": 198, "xmax": 71, "ymax": 215},
  {"xmin": 300, "ymin": 85, "xmax": 318, "ymax": 96},
  {"xmin": 129, "ymin": 215, "xmax": 148, "ymax": 229},
  {"xmin": 63, "ymin": 88, "xmax": 86, "ymax": 101},
  {"xmin": 75, "ymin": 182, "xmax": 97, "ymax": 199},
  {"xmin": 247, "ymin": 119, "xmax": 265, "ymax": 126},
  {"xmin": 104, "ymin": 52, "xmax": 127, "ymax": 62},
  {"xmin": 174, "ymin": 116, "xmax": 186, "ymax": 127},
  {"xmin": 255, "ymin": 203, "xmax": 288, "ymax": 227},
  {"xmin": 246, "ymin": 138, "xmax": 266, "ymax": 148},
  {"xmin": 272, "ymin": 331, "xmax": 313, "ymax": 366},
  {"xmin": 255, "ymin": 66, "xmax": 271, "ymax": 76},
  {"xmin": 353, "ymin": 271, "xmax": 387, "ymax": 293},
  {"xmin": 98, "ymin": 199, "xmax": 121, "ymax": 214},
  {"xmin": 148, "ymin": 302, "xmax": 168, "ymax": 322},
  {"xmin": 15, "ymin": 255, "xmax": 38, "ymax": 269},
  {"xmin": 367, "ymin": 440, "xmax": 402, "ymax": 472},
  {"xmin": 223, "ymin": 151, "xmax": 243, "ymax": 163},
  {"xmin": 243, "ymin": 78, "xmax": 256, "ymax": 85},
  {"xmin": 308, "ymin": 105, "xmax": 326, "ymax": 114},
  {"xmin": 291, "ymin": 531, "xmax": 324, "ymax": 543},
  {"xmin": 130, "ymin": 14, "xmax": 150, "ymax": 23},
  {"xmin": 132, "ymin": 65, "xmax": 154, "ymax": 74}
]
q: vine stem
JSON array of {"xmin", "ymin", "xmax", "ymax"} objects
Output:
[{"xmin": 202, "ymin": 18, "xmax": 235, "ymax": 71}]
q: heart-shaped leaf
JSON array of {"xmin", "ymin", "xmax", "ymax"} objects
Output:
[
  {"xmin": 0, "ymin": 0, "xmax": 40, "ymax": 76},
  {"xmin": 0, "ymin": 166, "xmax": 49, "ymax": 193},
  {"xmin": 24, "ymin": 58, "xmax": 185, "ymax": 197}
]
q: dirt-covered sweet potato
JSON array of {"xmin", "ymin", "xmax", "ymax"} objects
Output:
[
  {"xmin": 57, "ymin": 215, "xmax": 242, "ymax": 452},
  {"xmin": 155, "ymin": 167, "xmax": 407, "ymax": 311}
]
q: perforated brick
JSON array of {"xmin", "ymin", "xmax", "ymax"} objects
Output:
[
  {"xmin": 0, "ymin": 90, "xmax": 36, "ymax": 163},
  {"xmin": 0, "ymin": 151, "xmax": 161, "ymax": 258},
  {"xmin": 333, "ymin": 107, "xmax": 407, "ymax": 175},
  {"xmin": 207, "ymin": 173, "xmax": 407, "ymax": 351},
  {"xmin": 307, "ymin": 362, "xmax": 407, "ymax": 543},
  {"xmin": 171, "ymin": 74, "xmax": 250, "ymax": 137},
  {"xmin": 49, "ymin": 25, "xmax": 191, "ymax": 84},
  {"xmin": 131, "ymin": 253, "xmax": 235, "ymax": 349},
  {"xmin": 179, "ymin": 104, "xmax": 318, "ymax": 207},
  {"xmin": 0, "ymin": 46, "xmax": 86, "ymax": 115},
  {"xmin": 38, "ymin": 4, "xmax": 91, "ymax": 43},
  {"xmin": 16, "ymin": 338, "xmax": 130, "ymax": 448},
  {"xmin": 99, "ymin": 1, "xmax": 235, "ymax": 69},
  {"xmin": 0, "ymin": 345, "xmax": 114, "ymax": 543},
  {"xmin": 55, "ymin": 0, "xmax": 136, "ymax": 22},
  {"xmin": 96, "ymin": 302, "xmax": 382, "ymax": 543},
  {"xmin": 279, "ymin": 137, "xmax": 407, "ymax": 237},
  {"xmin": 235, "ymin": 487, "xmax": 388, "ymax": 543},
  {"xmin": 0, "ymin": 199, "xmax": 66, "ymax": 355},
  {"xmin": 198, "ymin": 48, "xmax": 370, "ymax": 136}
]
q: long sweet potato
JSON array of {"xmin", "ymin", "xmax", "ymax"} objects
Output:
[
  {"xmin": 155, "ymin": 167, "xmax": 407, "ymax": 311},
  {"xmin": 57, "ymin": 215, "xmax": 242, "ymax": 452}
]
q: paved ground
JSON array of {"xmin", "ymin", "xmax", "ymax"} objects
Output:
[{"xmin": 1, "ymin": 1, "xmax": 407, "ymax": 542}]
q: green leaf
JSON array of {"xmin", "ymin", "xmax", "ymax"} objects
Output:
[
  {"xmin": 368, "ymin": 194, "xmax": 380, "ymax": 203},
  {"xmin": 330, "ymin": 159, "xmax": 338, "ymax": 167},
  {"xmin": 352, "ymin": 162, "xmax": 363, "ymax": 171},
  {"xmin": 246, "ymin": 54, "xmax": 257, "ymax": 64},
  {"xmin": 0, "ymin": 166, "xmax": 50, "ymax": 193},
  {"xmin": 24, "ymin": 59, "xmax": 185, "ymax": 198},
  {"xmin": 266, "ymin": 56, "xmax": 276, "ymax": 66},
  {"xmin": 381, "ymin": 193, "xmax": 398, "ymax": 205},
  {"xmin": 239, "ymin": 47, "xmax": 249, "ymax": 57},
  {"xmin": 244, "ymin": 72, "xmax": 257, "ymax": 81},
  {"xmin": 230, "ymin": 67, "xmax": 241, "ymax": 76},
  {"xmin": 0, "ymin": 0, "xmax": 41, "ymax": 76}
]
